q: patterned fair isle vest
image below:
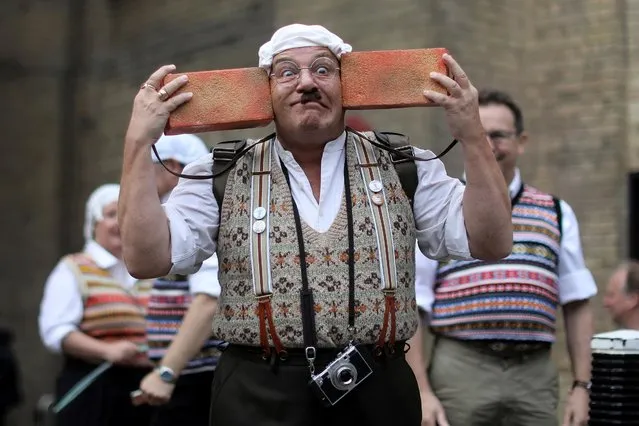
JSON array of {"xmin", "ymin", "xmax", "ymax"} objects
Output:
[
  {"xmin": 430, "ymin": 184, "xmax": 562, "ymax": 342},
  {"xmin": 214, "ymin": 132, "xmax": 418, "ymax": 348},
  {"xmin": 63, "ymin": 253, "xmax": 151, "ymax": 347},
  {"xmin": 146, "ymin": 274, "xmax": 223, "ymax": 374}
]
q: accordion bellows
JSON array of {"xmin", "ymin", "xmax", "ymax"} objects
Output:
[{"xmin": 590, "ymin": 329, "xmax": 639, "ymax": 425}]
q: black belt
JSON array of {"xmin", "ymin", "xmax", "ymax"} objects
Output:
[
  {"xmin": 225, "ymin": 341, "xmax": 408, "ymax": 367},
  {"xmin": 462, "ymin": 339, "xmax": 551, "ymax": 358}
]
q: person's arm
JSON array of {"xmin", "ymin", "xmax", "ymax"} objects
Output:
[
  {"xmin": 62, "ymin": 331, "xmax": 142, "ymax": 365},
  {"xmin": 119, "ymin": 65, "xmax": 193, "ymax": 278},
  {"xmin": 555, "ymin": 200, "xmax": 597, "ymax": 426},
  {"xmin": 160, "ymin": 252, "xmax": 221, "ymax": 375},
  {"xmin": 406, "ymin": 314, "xmax": 432, "ymax": 394},
  {"xmin": 556, "ymin": 200, "xmax": 597, "ymax": 383},
  {"xmin": 407, "ymin": 252, "xmax": 449, "ymax": 426},
  {"xmin": 562, "ymin": 299, "xmax": 593, "ymax": 426},
  {"xmin": 423, "ymin": 54, "xmax": 512, "ymax": 261},
  {"xmin": 137, "ymin": 293, "xmax": 218, "ymax": 405},
  {"xmin": 407, "ymin": 319, "xmax": 449, "ymax": 426},
  {"xmin": 563, "ymin": 300, "xmax": 593, "ymax": 384},
  {"xmin": 157, "ymin": 293, "xmax": 218, "ymax": 375},
  {"xmin": 407, "ymin": 249, "xmax": 437, "ymax": 392}
]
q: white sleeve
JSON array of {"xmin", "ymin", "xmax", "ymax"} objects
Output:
[
  {"xmin": 414, "ymin": 245, "xmax": 439, "ymax": 318},
  {"xmin": 189, "ymin": 254, "xmax": 221, "ymax": 298},
  {"xmin": 163, "ymin": 153, "xmax": 220, "ymax": 275},
  {"xmin": 412, "ymin": 147, "xmax": 470, "ymax": 261},
  {"xmin": 556, "ymin": 200, "xmax": 598, "ymax": 304},
  {"xmin": 38, "ymin": 261, "xmax": 84, "ymax": 353}
]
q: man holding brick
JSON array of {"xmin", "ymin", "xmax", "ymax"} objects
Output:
[
  {"xmin": 407, "ymin": 89, "xmax": 597, "ymax": 426},
  {"xmin": 118, "ymin": 24, "xmax": 513, "ymax": 426}
]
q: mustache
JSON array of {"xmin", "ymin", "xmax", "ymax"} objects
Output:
[{"xmin": 300, "ymin": 91, "xmax": 322, "ymax": 104}]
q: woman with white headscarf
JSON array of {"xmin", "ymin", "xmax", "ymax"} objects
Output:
[{"xmin": 38, "ymin": 184, "xmax": 154, "ymax": 426}]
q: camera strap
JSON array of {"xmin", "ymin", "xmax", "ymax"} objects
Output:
[{"xmin": 280, "ymin": 142, "xmax": 356, "ymax": 375}]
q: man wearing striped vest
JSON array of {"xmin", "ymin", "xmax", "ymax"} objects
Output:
[
  {"xmin": 407, "ymin": 89, "xmax": 597, "ymax": 426},
  {"xmin": 137, "ymin": 134, "xmax": 223, "ymax": 426}
]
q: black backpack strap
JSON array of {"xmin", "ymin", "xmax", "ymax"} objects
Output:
[
  {"xmin": 211, "ymin": 139, "xmax": 247, "ymax": 207},
  {"xmin": 373, "ymin": 131, "xmax": 418, "ymax": 208}
]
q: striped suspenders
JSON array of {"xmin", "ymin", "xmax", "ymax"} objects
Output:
[
  {"xmin": 352, "ymin": 135, "xmax": 400, "ymax": 351},
  {"xmin": 249, "ymin": 139, "xmax": 286, "ymax": 358}
]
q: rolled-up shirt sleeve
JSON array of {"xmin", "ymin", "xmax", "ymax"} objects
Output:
[
  {"xmin": 189, "ymin": 254, "xmax": 221, "ymax": 298},
  {"xmin": 163, "ymin": 153, "xmax": 220, "ymax": 275},
  {"xmin": 557, "ymin": 200, "xmax": 598, "ymax": 304},
  {"xmin": 412, "ymin": 147, "xmax": 470, "ymax": 261},
  {"xmin": 38, "ymin": 261, "xmax": 84, "ymax": 353}
]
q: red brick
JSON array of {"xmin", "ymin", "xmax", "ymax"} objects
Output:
[
  {"xmin": 162, "ymin": 48, "xmax": 449, "ymax": 134},
  {"xmin": 163, "ymin": 67, "xmax": 273, "ymax": 135},
  {"xmin": 341, "ymin": 48, "xmax": 449, "ymax": 109}
]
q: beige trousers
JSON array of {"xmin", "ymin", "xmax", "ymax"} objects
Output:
[{"xmin": 428, "ymin": 337, "xmax": 559, "ymax": 426}]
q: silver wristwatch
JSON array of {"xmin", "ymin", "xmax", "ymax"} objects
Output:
[{"xmin": 156, "ymin": 366, "xmax": 177, "ymax": 384}]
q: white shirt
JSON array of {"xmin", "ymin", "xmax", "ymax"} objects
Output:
[
  {"xmin": 161, "ymin": 190, "xmax": 221, "ymax": 298},
  {"xmin": 164, "ymin": 131, "xmax": 472, "ymax": 274},
  {"xmin": 189, "ymin": 253, "xmax": 221, "ymax": 298},
  {"xmin": 38, "ymin": 240, "xmax": 137, "ymax": 353},
  {"xmin": 415, "ymin": 168, "xmax": 598, "ymax": 316}
]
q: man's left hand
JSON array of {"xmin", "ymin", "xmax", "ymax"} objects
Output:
[
  {"xmin": 423, "ymin": 53, "xmax": 484, "ymax": 144},
  {"xmin": 562, "ymin": 387, "xmax": 589, "ymax": 426}
]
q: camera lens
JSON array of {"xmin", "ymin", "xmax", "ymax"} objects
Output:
[
  {"xmin": 328, "ymin": 361, "xmax": 359, "ymax": 391},
  {"xmin": 338, "ymin": 368, "xmax": 353, "ymax": 384}
]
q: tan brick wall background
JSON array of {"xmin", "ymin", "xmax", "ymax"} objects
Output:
[{"xmin": 1, "ymin": 1, "xmax": 634, "ymax": 424}]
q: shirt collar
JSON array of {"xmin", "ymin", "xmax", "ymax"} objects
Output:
[
  {"xmin": 461, "ymin": 167, "xmax": 522, "ymax": 200},
  {"xmin": 509, "ymin": 168, "xmax": 523, "ymax": 199},
  {"xmin": 83, "ymin": 240, "xmax": 120, "ymax": 270},
  {"xmin": 274, "ymin": 131, "xmax": 346, "ymax": 165}
]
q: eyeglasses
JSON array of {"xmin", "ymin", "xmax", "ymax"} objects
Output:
[
  {"xmin": 270, "ymin": 57, "xmax": 340, "ymax": 85},
  {"xmin": 487, "ymin": 130, "xmax": 520, "ymax": 142}
]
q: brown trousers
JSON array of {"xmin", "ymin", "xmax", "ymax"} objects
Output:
[{"xmin": 428, "ymin": 337, "xmax": 559, "ymax": 426}]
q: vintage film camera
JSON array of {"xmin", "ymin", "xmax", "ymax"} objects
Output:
[{"xmin": 308, "ymin": 343, "xmax": 374, "ymax": 406}]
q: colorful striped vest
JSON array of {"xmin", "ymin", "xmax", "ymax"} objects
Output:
[
  {"xmin": 63, "ymin": 253, "xmax": 151, "ymax": 346},
  {"xmin": 146, "ymin": 274, "xmax": 223, "ymax": 374},
  {"xmin": 430, "ymin": 184, "xmax": 562, "ymax": 342},
  {"xmin": 214, "ymin": 133, "xmax": 418, "ymax": 348}
]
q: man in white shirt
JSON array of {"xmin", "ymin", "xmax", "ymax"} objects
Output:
[
  {"xmin": 118, "ymin": 24, "xmax": 513, "ymax": 426},
  {"xmin": 407, "ymin": 89, "xmax": 597, "ymax": 426}
]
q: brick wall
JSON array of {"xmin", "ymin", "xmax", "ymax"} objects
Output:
[{"xmin": 0, "ymin": 1, "xmax": 632, "ymax": 424}]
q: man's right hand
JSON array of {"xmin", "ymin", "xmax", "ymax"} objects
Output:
[
  {"xmin": 125, "ymin": 64, "xmax": 192, "ymax": 146},
  {"xmin": 133, "ymin": 369, "xmax": 175, "ymax": 406},
  {"xmin": 420, "ymin": 391, "xmax": 449, "ymax": 426}
]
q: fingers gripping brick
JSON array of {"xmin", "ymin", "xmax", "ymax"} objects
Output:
[{"xmin": 163, "ymin": 48, "xmax": 449, "ymax": 134}]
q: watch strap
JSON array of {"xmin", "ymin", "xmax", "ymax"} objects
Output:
[{"xmin": 572, "ymin": 380, "xmax": 591, "ymax": 391}]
